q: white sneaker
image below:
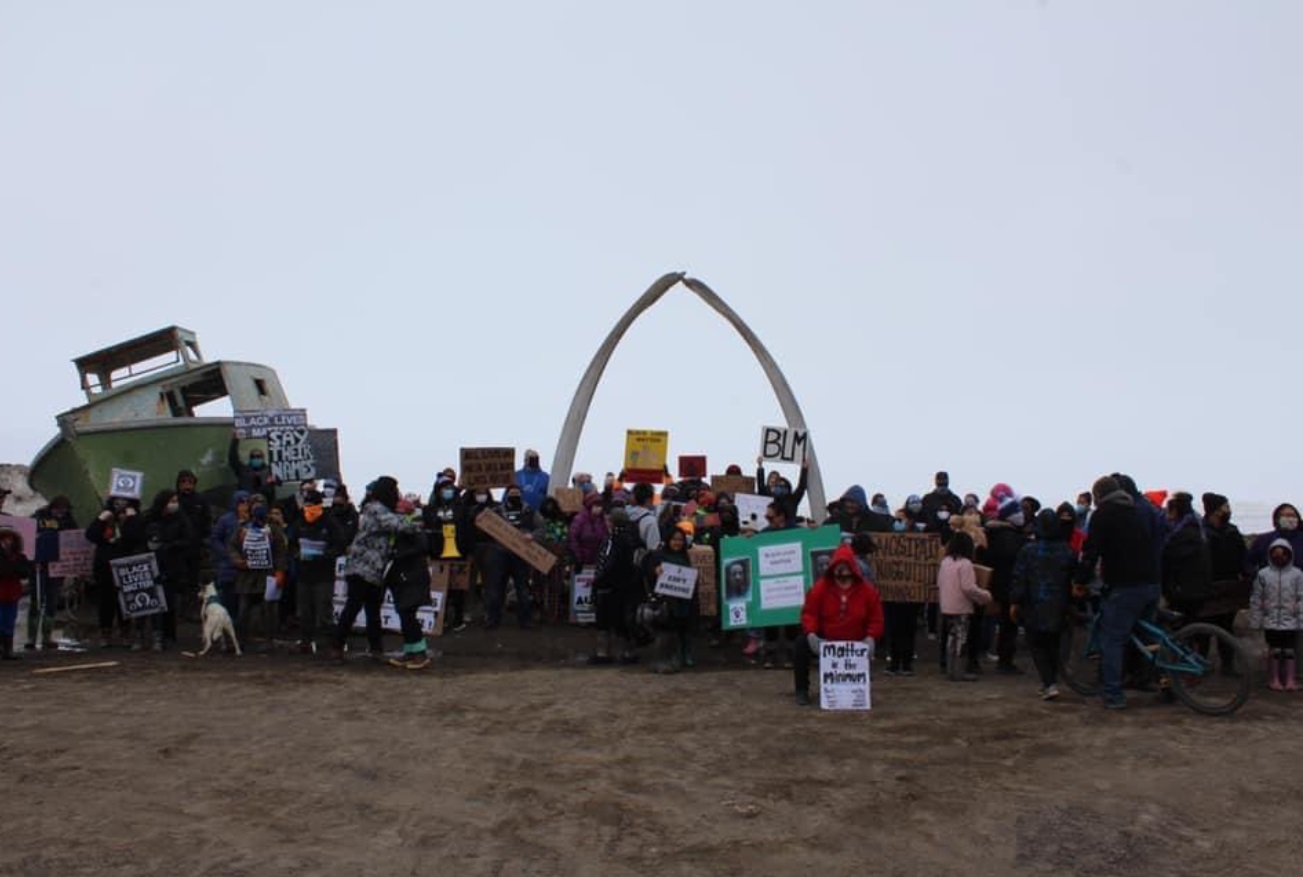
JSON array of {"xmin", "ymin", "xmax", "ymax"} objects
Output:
[{"xmin": 1041, "ymin": 684, "xmax": 1060, "ymax": 701}]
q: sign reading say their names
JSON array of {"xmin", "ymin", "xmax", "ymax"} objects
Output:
[
  {"xmin": 474, "ymin": 509, "xmax": 557, "ymax": 574},
  {"xmin": 459, "ymin": 448, "xmax": 516, "ymax": 490},
  {"xmin": 820, "ymin": 640, "xmax": 871, "ymax": 711},
  {"xmin": 759, "ymin": 425, "xmax": 809, "ymax": 464},
  {"xmin": 111, "ymin": 553, "xmax": 166, "ymax": 619},
  {"xmin": 654, "ymin": 563, "xmax": 698, "ymax": 600}
]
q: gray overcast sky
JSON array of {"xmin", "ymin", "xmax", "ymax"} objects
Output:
[{"xmin": 2, "ymin": 1, "xmax": 1298, "ymax": 525}]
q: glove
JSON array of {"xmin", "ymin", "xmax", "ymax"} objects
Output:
[
  {"xmin": 806, "ymin": 632, "xmax": 822, "ymax": 653},
  {"xmin": 274, "ymin": 570, "xmax": 287, "ymax": 589},
  {"xmin": 1071, "ymin": 584, "xmax": 1088, "ymax": 600},
  {"xmin": 861, "ymin": 637, "xmax": 875, "ymax": 659},
  {"xmin": 1009, "ymin": 605, "xmax": 1021, "ymax": 624}
]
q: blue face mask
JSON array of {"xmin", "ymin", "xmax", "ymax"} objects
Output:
[
  {"xmin": 892, "ymin": 519, "xmax": 907, "ymax": 532},
  {"xmin": 1075, "ymin": 504, "xmax": 1088, "ymax": 517},
  {"xmin": 773, "ymin": 486, "xmax": 789, "ymax": 497},
  {"xmin": 440, "ymin": 489, "xmax": 455, "ymax": 501},
  {"xmin": 580, "ymin": 482, "xmax": 595, "ymax": 494},
  {"xmin": 249, "ymin": 457, "xmax": 265, "ymax": 470}
]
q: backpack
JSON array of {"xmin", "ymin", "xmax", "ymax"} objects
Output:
[{"xmin": 593, "ymin": 526, "xmax": 639, "ymax": 590}]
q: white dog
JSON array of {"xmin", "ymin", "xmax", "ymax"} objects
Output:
[{"xmin": 198, "ymin": 583, "xmax": 241, "ymax": 656}]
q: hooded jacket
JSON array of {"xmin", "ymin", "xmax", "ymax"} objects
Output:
[
  {"xmin": 1161, "ymin": 513, "xmax": 1213, "ymax": 606},
  {"xmin": 345, "ymin": 500, "xmax": 425, "ymax": 586},
  {"xmin": 1010, "ymin": 509, "xmax": 1078, "ymax": 632},
  {"xmin": 1249, "ymin": 539, "xmax": 1303, "ymax": 631},
  {"xmin": 514, "ymin": 464, "xmax": 550, "ymax": 513},
  {"xmin": 1075, "ymin": 490, "xmax": 1160, "ymax": 588},
  {"xmin": 211, "ymin": 491, "xmax": 250, "ymax": 586},
  {"xmin": 0, "ymin": 529, "xmax": 33, "ymax": 603},
  {"xmin": 824, "ymin": 485, "xmax": 895, "ymax": 534},
  {"xmin": 626, "ymin": 504, "xmax": 661, "ymax": 555},
  {"xmin": 981, "ymin": 519, "xmax": 1028, "ymax": 603},
  {"xmin": 422, "ymin": 487, "xmax": 467, "ymax": 559},
  {"xmin": 85, "ymin": 502, "xmax": 147, "ymax": 582},
  {"xmin": 1246, "ymin": 505, "xmax": 1303, "ymax": 575},
  {"xmin": 1203, "ymin": 515, "xmax": 1247, "ymax": 583},
  {"xmin": 800, "ymin": 545, "xmax": 885, "ymax": 641},
  {"xmin": 568, "ymin": 494, "xmax": 609, "ymax": 567}
]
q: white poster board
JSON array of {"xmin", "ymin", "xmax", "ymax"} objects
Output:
[
  {"xmin": 819, "ymin": 640, "xmax": 871, "ymax": 711},
  {"xmin": 571, "ymin": 569, "xmax": 596, "ymax": 624},
  {"xmin": 654, "ymin": 564, "xmax": 698, "ymax": 600},
  {"xmin": 108, "ymin": 468, "xmax": 144, "ymax": 500},
  {"xmin": 759, "ymin": 425, "xmax": 809, "ymax": 463},
  {"xmin": 330, "ymin": 569, "xmax": 446, "ymax": 636},
  {"xmin": 735, "ymin": 493, "xmax": 770, "ymax": 532}
]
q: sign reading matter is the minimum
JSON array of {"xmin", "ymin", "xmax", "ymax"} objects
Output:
[{"xmin": 820, "ymin": 640, "xmax": 871, "ymax": 711}]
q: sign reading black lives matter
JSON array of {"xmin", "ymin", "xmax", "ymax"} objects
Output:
[{"xmin": 111, "ymin": 553, "xmax": 167, "ymax": 619}]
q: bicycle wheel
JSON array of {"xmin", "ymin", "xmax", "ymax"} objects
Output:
[
  {"xmin": 1058, "ymin": 606, "xmax": 1101, "ymax": 698},
  {"xmin": 1163, "ymin": 622, "xmax": 1251, "ymax": 716}
]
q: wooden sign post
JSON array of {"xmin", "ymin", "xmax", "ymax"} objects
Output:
[{"xmin": 474, "ymin": 510, "xmax": 558, "ymax": 574}]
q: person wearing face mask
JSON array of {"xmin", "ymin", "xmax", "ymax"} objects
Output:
[
  {"xmin": 901, "ymin": 495, "xmax": 927, "ymax": 532},
  {"xmin": 229, "ymin": 496, "xmax": 289, "ymax": 653},
  {"xmin": 921, "ymin": 471, "xmax": 963, "ymax": 534},
  {"xmin": 86, "ymin": 497, "xmax": 146, "ymax": 649},
  {"xmin": 486, "ymin": 485, "xmax": 538, "ymax": 630},
  {"xmin": 173, "ymin": 469, "xmax": 211, "ymax": 621},
  {"xmin": 27, "ymin": 496, "xmax": 78, "ymax": 651},
  {"xmin": 568, "ymin": 492, "xmax": 608, "ymax": 576},
  {"xmin": 1160, "ymin": 492, "xmax": 1214, "ymax": 622},
  {"xmin": 1200, "ymin": 492, "xmax": 1247, "ymax": 671},
  {"xmin": 794, "ymin": 544, "xmax": 884, "ymax": 706},
  {"xmin": 210, "ymin": 490, "xmax": 251, "ymax": 620},
  {"xmin": 293, "ymin": 489, "xmax": 348, "ymax": 654},
  {"xmin": 424, "ymin": 475, "xmax": 469, "ymax": 632},
  {"xmin": 514, "ymin": 450, "xmax": 550, "ymax": 514},
  {"xmin": 460, "ymin": 487, "xmax": 500, "ymax": 624},
  {"xmin": 1247, "ymin": 503, "xmax": 1303, "ymax": 576},
  {"xmin": 227, "ymin": 434, "xmax": 279, "ymax": 507},
  {"xmin": 824, "ymin": 486, "xmax": 894, "ymax": 536},
  {"xmin": 144, "ymin": 489, "xmax": 195, "ymax": 649},
  {"xmin": 1009, "ymin": 509, "xmax": 1078, "ymax": 699},
  {"xmin": 328, "ymin": 483, "xmax": 360, "ymax": 544},
  {"xmin": 755, "ymin": 457, "xmax": 810, "ymax": 519},
  {"xmin": 979, "ymin": 498, "xmax": 1029, "ymax": 675}
]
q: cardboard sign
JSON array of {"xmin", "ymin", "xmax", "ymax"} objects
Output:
[
  {"xmin": 571, "ymin": 569, "xmax": 595, "ymax": 624},
  {"xmin": 654, "ymin": 563, "xmax": 698, "ymax": 600},
  {"xmin": 735, "ymin": 493, "xmax": 771, "ymax": 532},
  {"xmin": 710, "ymin": 475, "xmax": 756, "ymax": 497},
  {"xmin": 460, "ymin": 447, "xmax": 516, "ymax": 490},
  {"xmin": 759, "ymin": 425, "xmax": 809, "ymax": 464},
  {"xmin": 47, "ymin": 530, "xmax": 94, "ymax": 577},
  {"xmin": 719, "ymin": 525, "xmax": 841, "ymax": 630},
  {"xmin": 871, "ymin": 532, "xmax": 945, "ymax": 602},
  {"xmin": 554, "ymin": 488, "xmax": 584, "ymax": 515},
  {"xmin": 0, "ymin": 514, "xmax": 38, "ymax": 560},
  {"xmin": 689, "ymin": 545, "xmax": 717, "ymax": 617},
  {"xmin": 431, "ymin": 561, "xmax": 471, "ymax": 591},
  {"xmin": 820, "ymin": 641, "xmax": 872, "ymax": 711},
  {"xmin": 331, "ymin": 567, "xmax": 448, "ymax": 636},
  {"xmin": 678, "ymin": 455, "xmax": 707, "ymax": 479},
  {"xmin": 624, "ymin": 429, "xmax": 668, "ymax": 484},
  {"xmin": 108, "ymin": 468, "xmax": 144, "ymax": 500},
  {"xmin": 111, "ymin": 553, "xmax": 166, "ymax": 619},
  {"xmin": 234, "ymin": 408, "xmax": 307, "ymax": 440},
  {"xmin": 474, "ymin": 509, "xmax": 557, "ymax": 574}
]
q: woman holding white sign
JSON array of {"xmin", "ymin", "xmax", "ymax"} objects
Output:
[
  {"xmin": 642, "ymin": 521, "xmax": 699, "ymax": 673},
  {"xmin": 794, "ymin": 544, "xmax": 884, "ymax": 706}
]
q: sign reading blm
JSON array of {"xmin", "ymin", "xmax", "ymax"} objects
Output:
[
  {"xmin": 759, "ymin": 425, "xmax": 808, "ymax": 464},
  {"xmin": 111, "ymin": 553, "xmax": 166, "ymax": 619}
]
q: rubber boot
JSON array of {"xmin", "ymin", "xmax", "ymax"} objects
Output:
[
  {"xmin": 1, "ymin": 635, "xmax": 18, "ymax": 660},
  {"xmin": 1284, "ymin": 656, "xmax": 1298, "ymax": 692},
  {"xmin": 1268, "ymin": 653, "xmax": 1283, "ymax": 691}
]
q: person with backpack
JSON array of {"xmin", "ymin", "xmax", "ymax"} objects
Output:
[
  {"xmin": 587, "ymin": 507, "xmax": 644, "ymax": 665},
  {"xmin": 1010, "ymin": 508, "xmax": 1078, "ymax": 699}
]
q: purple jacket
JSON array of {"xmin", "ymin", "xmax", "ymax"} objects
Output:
[{"xmin": 569, "ymin": 510, "xmax": 608, "ymax": 566}]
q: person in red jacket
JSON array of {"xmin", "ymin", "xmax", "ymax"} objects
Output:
[{"xmin": 794, "ymin": 544, "xmax": 885, "ymax": 706}]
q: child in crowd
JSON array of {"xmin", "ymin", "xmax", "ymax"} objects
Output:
[
  {"xmin": 0, "ymin": 527, "xmax": 33, "ymax": 659},
  {"xmin": 1249, "ymin": 539, "xmax": 1303, "ymax": 692},
  {"xmin": 1010, "ymin": 509, "xmax": 1078, "ymax": 700},
  {"xmin": 936, "ymin": 532, "xmax": 991, "ymax": 681}
]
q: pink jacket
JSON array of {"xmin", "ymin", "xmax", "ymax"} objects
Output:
[{"xmin": 937, "ymin": 556, "xmax": 993, "ymax": 615}]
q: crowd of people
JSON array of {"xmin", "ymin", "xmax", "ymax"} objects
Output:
[{"xmin": 2, "ymin": 449, "xmax": 1301, "ymax": 709}]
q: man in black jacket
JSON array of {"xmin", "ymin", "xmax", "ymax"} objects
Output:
[
  {"xmin": 920, "ymin": 471, "xmax": 963, "ymax": 533},
  {"xmin": 1201, "ymin": 491, "xmax": 1247, "ymax": 672},
  {"xmin": 1076, "ymin": 475, "xmax": 1162, "ymax": 709}
]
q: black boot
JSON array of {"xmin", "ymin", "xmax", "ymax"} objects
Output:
[{"xmin": 2, "ymin": 635, "xmax": 18, "ymax": 660}]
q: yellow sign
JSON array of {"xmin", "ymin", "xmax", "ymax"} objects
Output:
[{"xmin": 624, "ymin": 429, "xmax": 669, "ymax": 481}]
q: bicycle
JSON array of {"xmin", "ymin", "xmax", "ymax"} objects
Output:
[{"xmin": 1059, "ymin": 600, "xmax": 1251, "ymax": 716}]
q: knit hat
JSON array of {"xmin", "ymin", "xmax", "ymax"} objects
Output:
[
  {"xmin": 609, "ymin": 507, "xmax": 630, "ymax": 525},
  {"xmin": 997, "ymin": 498, "xmax": 1021, "ymax": 521},
  {"xmin": 725, "ymin": 464, "xmax": 743, "ymax": 476},
  {"xmin": 1202, "ymin": 492, "xmax": 1228, "ymax": 516}
]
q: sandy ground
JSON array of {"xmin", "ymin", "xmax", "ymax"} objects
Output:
[{"xmin": 3, "ymin": 619, "xmax": 1301, "ymax": 877}]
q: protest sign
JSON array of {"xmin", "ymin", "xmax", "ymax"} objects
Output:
[
  {"xmin": 678, "ymin": 455, "xmax": 707, "ymax": 479},
  {"xmin": 459, "ymin": 448, "xmax": 515, "ymax": 490},
  {"xmin": 306, "ymin": 429, "xmax": 342, "ymax": 481},
  {"xmin": 688, "ymin": 545, "xmax": 717, "ymax": 618},
  {"xmin": 108, "ymin": 468, "xmax": 144, "ymax": 500},
  {"xmin": 554, "ymin": 487, "xmax": 584, "ymax": 514},
  {"xmin": 111, "ymin": 553, "xmax": 166, "ymax": 619},
  {"xmin": 759, "ymin": 425, "xmax": 809, "ymax": 464},
  {"xmin": 654, "ymin": 563, "xmax": 698, "ymax": 600},
  {"xmin": 234, "ymin": 408, "xmax": 307, "ymax": 439},
  {"xmin": 474, "ymin": 510, "xmax": 557, "ymax": 574},
  {"xmin": 710, "ymin": 475, "xmax": 755, "ymax": 496},
  {"xmin": 571, "ymin": 569, "xmax": 596, "ymax": 624},
  {"xmin": 332, "ymin": 561, "xmax": 448, "ymax": 636},
  {"xmin": 431, "ymin": 561, "xmax": 470, "ymax": 591},
  {"xmin": 734, "ymin": 493, "xmax": 771, "ymax": 532},
  {"xmin": 267, "ymin": 424, "xmax": 317, "ymax": 483},
  {"xmin": 623, "ymin": 429, "xmax": 668, "ymax": 484},
  {"xmin": 48, "ymin": 530, "xmax": 94, "ymax": 578},
  {"xmin": 0, "ymin": 514, "xmax": 37, "ymax": 560},
  {"xmin": 719, "ymin": 525, "xmax": 840, "ymax": 630},
  {"xmin": 820, "ymin": 640, "xmax": 871, "ymax": 711},
  {"xmin": 871, "ymin": 532, "xmax": 944, "ymax": 602}
]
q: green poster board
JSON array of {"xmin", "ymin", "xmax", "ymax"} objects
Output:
[{"xmin": 719, "ymin": 526, "xmax": 843, "ymax": 630}]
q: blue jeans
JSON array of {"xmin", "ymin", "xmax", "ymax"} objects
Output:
[
  {"xmin": 0, "ymin": 600, "xmax": 19, "ymax": 637},
  {"xmin": 1099, "ymin": 583, "xmax": 1160, "ymax": 702}
]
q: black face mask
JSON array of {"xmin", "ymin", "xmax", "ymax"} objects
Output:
[{"xmin": 507, "ymin": 497, "xmax": 523, "ymax": 509}]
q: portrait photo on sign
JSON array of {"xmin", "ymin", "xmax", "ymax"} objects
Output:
[
  {"xmin": 809, "ymin": 548, "xmax": 836, "ymax": 582},
  {"xmin": 723, "ymin": 557, "xmax": 752, "ymax": 603}
]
